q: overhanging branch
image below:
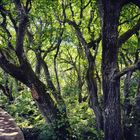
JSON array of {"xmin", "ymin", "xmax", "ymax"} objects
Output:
[{"xmin": 118, "ymin": 19, "xmax": 140, "ymax": 47}]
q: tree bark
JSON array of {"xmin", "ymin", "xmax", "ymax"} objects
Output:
[
  {"xmin": 65, "ymin": 18, "xmax": 104, "ymax": 130},
  {"xmin": 0, "ymin": 52, "xmax": 70, "ymax": 139},
  {"xmin": 99, "ymin": 1, "xmax": 123, "ymax": 139},
  {"xmin": 86, "ymin": 62, "xmax": 103, "ymax": 130},
  {"xmin": 0, "ymin": 1, "xmax": 71, "ymax": 138},
  {"xmin": 20, "ymin": 61, "xmax": 71, "ymax": 139}
]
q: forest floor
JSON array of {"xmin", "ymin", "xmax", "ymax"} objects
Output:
[{"xmin": 0, "ymin": 108, "xmax": 25, "ymax": 140}]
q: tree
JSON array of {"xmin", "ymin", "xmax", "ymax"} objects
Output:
[
  {"xmin": 0, "ymin": 0, "xmax": 140, "ymax": 139},
  {"xmin": 0, "ymin": 0, "xmax": 70, "ymax": 139},
  {"xmin": 98, "ymin": 0, "xmax": 140, "ymax": 139},
  {"xmin": 60, "ymin": 0, "xmax": 140, "ymax": 139},
  {"xmin": 61, "ymin": 0, "xmax": 104, "ymax": 130}
]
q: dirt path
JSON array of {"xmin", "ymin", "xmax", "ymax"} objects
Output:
[{"xmin": 0, "ymin": 108, "xmax": 24, "ymax": 140}]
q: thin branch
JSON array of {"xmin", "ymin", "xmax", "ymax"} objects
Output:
[
  {"xmin": 0, "ymin": 9, "xmax": 12, "ymax": 39},
  {"xmin": 53, "ymin": 30, "xmax": 63, "ymax": 94},
  {"xmin": 120, "ymin": 51, "xmax": 129, "ymax": 66},
  {"xmin": 54, "ymin": 46, "xmax": 61, "ymax": 94},
  {"xmin": 0, "ymin": 4, "xmax": 18, "ymax": 32},
  {"xmin": 78, "ymin": 0, "xmax": 83, "ymax": 25},
  {"xmin": 25, "ymin": 0, "xmax": 32, "ymax": 13},
  {"xmin": 83, "ymin": 0, "xmax": 91, "ymax": 9},
  {"xmin": 79, "ymin": 0, "xmax": 91, "ymax": 25},
  {"xmin": 43, "ymin": 29, "xmax": 64, "ymax": 59},
  {"xmin": 87, "ymin": 9, "xmax": 94, "ymax": 34},
  {"xmin": 62, "ymin": 0, "xmax": 67, "ymax": 20},
  {"xmin": 119, "ymin": 13, "xmax": 140, "ymax": 26},
  {"xmin": 69, "ymin": 0, "xmax": 75, "ymax": 21},
  {"xmin": 63, "ymin": 67, "xmax": 74, "ymax": 72},
  {"xmin": 66, "ymin": 19, "xmax": 96, "ymax": 63},
  {"xmin": 39, "ymin": 55, "xmax": 62, "ymax": 103}
]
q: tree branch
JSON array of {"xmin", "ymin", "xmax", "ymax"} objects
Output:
[
  {"xmin": 115, "ymin": 61, "xmax": 140, "ymax": 79},
  {"xmin": 119, "ymin": 13, "xmax": 140, "ymax": 26},
  {"xmin": 8, "ymin": 12, "xmax": 18, "ymax": 32},
  {"xmin": 43, "ymin": 29, "xmax": 63, "ymax": 59},
  {"xmin": 118, "ymin": 19, "xmax": 140, "ymax": 47},
  {"xmin": 0, "ymin": 50, "xmax": 29, "ymax": 86},
  {"xmin": 53, "ymin": 30, "xmax": 63, "ymax": 94},
  {"xmin": 14, "ymin": 0, "xmax": 29, "ymax": 63}
]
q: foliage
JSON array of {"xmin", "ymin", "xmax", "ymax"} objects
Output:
[
  {"xmin": 0, "ymin": 88, "xmax": 44, "ymax": 128},
  {"xmin": 0, "ymin": 0, "xmax": 140, "ymax": 140}
]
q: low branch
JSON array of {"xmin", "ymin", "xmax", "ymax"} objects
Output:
[{"xmin": 115, "ymin": 61, "xmax": 140, "ymax": 79}]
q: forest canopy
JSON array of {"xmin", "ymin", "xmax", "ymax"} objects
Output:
[{"xmin": 0, "ymin": 0, "xmax": 140, "ymax": 140}]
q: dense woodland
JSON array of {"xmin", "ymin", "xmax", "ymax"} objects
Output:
[{"xmin": 0, "ymin": 0, "xmax": 140, "ymax": 140}]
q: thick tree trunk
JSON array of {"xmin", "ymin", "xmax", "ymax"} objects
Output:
[
  {"xmin": 133, "ymin": 76, "xmax": 140, "ymax": 139},
  {"xmin": 100, "ymin": 1, "xmax": 123, "ymax": 140},
  {"xmin": 21, "ymin": 61, "xmax": 71, "ymax": 139},
  {"xmin": 103, "ymin": 80, "xmax": 122, "ymax": 140},
  {"xmin": 30, "ymin": 82, "xmax": 70, "ymax": 139},
  {"xmin": 0, "ymin": 53, "xmax": 70, "ymax": 139}
]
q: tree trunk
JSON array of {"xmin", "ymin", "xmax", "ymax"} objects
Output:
[
  {"xmin": 22, "ymin": 61, "xmax": 71, "ymax": 139},
  {"xmin": 123, "ymin": 72, "xmax": 133, "ymax": 140},
  {"xmin": 67, "ymin": 21, "xmax": 103, "ymax": 130},
  {"xmin": 86, "ymin": 62, "xmax": 103, "ymax": 130},
  {"xmin": 0, "ymin": 53, "xmax": 70, "ymax": 139},
  {"xmin": 100, "ymin": 1, "xmax": 123, "ymax": 139},
  {"xmin": 30, "ymin": 82, "xmax": 70, "ymax": 139}
]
